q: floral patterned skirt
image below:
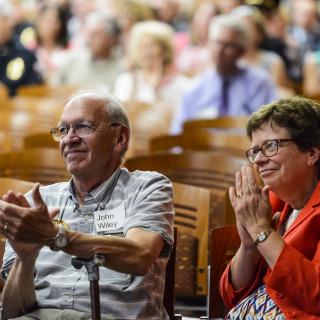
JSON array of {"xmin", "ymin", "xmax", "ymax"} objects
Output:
[{"xmin": 226, "ymin": 285, "xmax": 285, "ymax": 320}]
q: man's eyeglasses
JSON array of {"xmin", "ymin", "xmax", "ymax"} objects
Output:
[
  {"xmin": 50, "ymin": 121, "xmax": 120, "ymax": 142},
  {"xmin": 246, "ymin": 139, "xmax": 294, "ymax": 164}
]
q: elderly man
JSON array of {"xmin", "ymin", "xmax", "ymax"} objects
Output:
[
  {"xmin": 170, "ymin": 14, "xmax": 278, "ymax": 134},
  {"xmin": 52, "ymin": 11, "xmax": 123, "ymax": 92},
  {"xmin": 0, "ymin": 92, "xmax": 174, "ymax": 320}
]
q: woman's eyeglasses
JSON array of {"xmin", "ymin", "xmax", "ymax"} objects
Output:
[{"xmin": 246, "ymin": 139, "xmax": 294, "ymax": 164}]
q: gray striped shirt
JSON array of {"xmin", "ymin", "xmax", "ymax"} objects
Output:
[{"xmin": 2, "ymin": 168, "xmax": 174, "ymax": 320}]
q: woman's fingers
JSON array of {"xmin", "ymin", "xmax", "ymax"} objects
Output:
[{"xmin": 235, "ymin": 171, "xmax": 242, "ymax": 197}]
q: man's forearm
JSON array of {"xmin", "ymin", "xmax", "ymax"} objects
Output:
[{"xmin": 2, "ymin": 256, "xmax": 37, "ymax": 318}]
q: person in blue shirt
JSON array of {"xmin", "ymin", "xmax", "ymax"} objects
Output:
[{"xmin": 170, "ymin": 13, "xmax": 278, "ymax": 134}]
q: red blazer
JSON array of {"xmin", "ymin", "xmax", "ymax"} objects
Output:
[{"xmin": 220, "ymin": 182, "xmax": 320, "ymax": 319}]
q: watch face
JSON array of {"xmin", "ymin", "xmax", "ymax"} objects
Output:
[
  {"xmin": 51, "ymin": 227, "xmax": 68, "ymax": 251},
  {"xmin": 56, "ymin": 232, "xmax": 68, "ymax": 248},
  {"xmin": 258, "ymin": 233, "xmax": 267, "ymax": 242}
]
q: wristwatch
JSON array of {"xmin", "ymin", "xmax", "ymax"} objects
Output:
[
  {"xmin": 254, "ymin": 228, "xmax": 273, "ymax": 246},
  {"xmin": 94, "ymin": 253, "xmax": 107, "ymax": 266},
  {"xmin": 50, "ymin": 226, "xmax": 69, "ymax": 251}
]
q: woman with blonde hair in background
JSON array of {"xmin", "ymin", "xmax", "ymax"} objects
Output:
[{"xmin": 113, "ymin": 20, "xmax": 191, "ymax": 137}]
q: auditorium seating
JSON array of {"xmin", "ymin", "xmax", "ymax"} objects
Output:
[
  {"xmin": 0, "ymin": 148, "xmax": 69, "ymax": 185},
  {"xmin": 125, "ymin": 151, "xmax": 247, "ymax": 192},
  {"xmin": 182, "ymin": 116, "xmax": 249, "ymax": 132},
  {"xmin": 24, "ymin": 132, "xmax": 59, "ymax": 149},
  {"xmin": 150, "ymin": 130, "xmax": 249, "ymax": 157},
  {"xmin": 206, "ymin": 224, "xmax": 240, "ymax": 319},
  {"xmin": 172, "ymin": 182, "xmax": 210, "ymax": 297}
]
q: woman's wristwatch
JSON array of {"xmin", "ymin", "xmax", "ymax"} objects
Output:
[{"xmin": 254, "ymin": 228, "xmax": 273, "ymax": 246}]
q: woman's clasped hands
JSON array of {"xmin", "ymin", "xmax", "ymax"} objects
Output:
[{"xmin": 229, "ymin": 165, "xmax": 273, "ymax": 247}]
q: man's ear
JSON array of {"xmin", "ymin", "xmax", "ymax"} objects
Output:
[{"xmin": 114, "ymin": 126, "xmax": 130, "ymax": 152}]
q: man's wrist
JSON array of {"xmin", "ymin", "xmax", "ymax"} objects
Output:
[
  {"xmin": 15, "ymin": 250, "xmax": 40, "ymax": 264},
  {"xmin": 49, "ymin": 226, "xmax": 69, "ymax": 251}
]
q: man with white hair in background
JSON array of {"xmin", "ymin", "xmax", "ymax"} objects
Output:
[
  {"xmin": 52, "ymin": 11, "xmax": 123, "ymax": 92},
  {"xmin": 170, "ymin": 14, "xmax": 278, "ymax": 134}
]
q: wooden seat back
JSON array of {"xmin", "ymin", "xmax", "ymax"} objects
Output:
[
  {"xmin": 17, "ymin": 84, "xmax": 77, "ymax": 100},
  {"xmin": 24, "ymin": 132, "xmax": 59, "ymax": 149},
  {"xmin": 0, "ymin": 108, "xmax": 58, "ymax": 150},
  {"xmin": 208, "ymin": 225, "xmax": 240, "ymax": 318},
  {"xmin": 0, "ymin": 177, "xmax": 35, "ymax": 195},
  {"xmin": 150, "ymin": 131, "xmax": 249, "ymax": 157},
  {"xmin": 125, "ymin": 151, "xmax": 247, "ymax": 190},
  {"xmin": 0, "ymin": 148, "xmax": 69, "ymax": 185},
  {"xmin": 172, "ymin": 182, "xmax": 210, "ymax": 297},
  {"xmin": 183, "ymin": 116, "xmax": 249, "ymax": 132},
  {"xmin": 124, "ymin": 101, "xmax": 173, "ymax": 156}
]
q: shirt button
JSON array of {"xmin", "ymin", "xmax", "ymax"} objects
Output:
[
  {"xmin": 274, "ymin": 292, "xmax": 283, "ymax": 299},
  {"xmin": 285, "ymin": 311, "xmax": 297, "ymax": 318}
]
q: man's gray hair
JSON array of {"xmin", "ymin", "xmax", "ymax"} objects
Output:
[
  {"xmin": 84, "ymin": 11, "xmax": 120, "ymax": 37},
  {"xmin": 67, "ymin": 90, "xmax": 129, "ymax": 128},
  {"xmin": 208, "ymin": 14, "xmax": 247, "ymax": 48},
  {"xmin": 104, "ymin": 95, "xmax": 130, "ymax": 130},
  {"xmin": 66, "ymin": 91, "xmax": 130, "ymax": 158}
]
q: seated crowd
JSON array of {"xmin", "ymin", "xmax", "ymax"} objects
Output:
[{"xmin": 1, "ymin": 0, "xmax": 320, "ymax": 319}]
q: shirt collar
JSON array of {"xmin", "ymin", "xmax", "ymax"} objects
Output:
[{"xmin": 68, "ymin": 168, "xmax": 121, "ymax": 207}]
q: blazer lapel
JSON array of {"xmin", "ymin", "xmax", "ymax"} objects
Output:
[{"xmin": 283, "ymin": 182, "xmax": 320, "ymax": 238}]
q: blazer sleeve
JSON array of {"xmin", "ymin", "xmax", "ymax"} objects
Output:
[
  {"xmin": 266, "ymin": 242, "xmax": 320, "ymax": 314},
  {"xmin": 219, "ymin": 259, "xmax": 268, "ymax": 309}
]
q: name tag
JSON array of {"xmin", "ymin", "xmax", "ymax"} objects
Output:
[{"xmin": 94, "ymin": 203, "xmax": 125, "ymax": 232}]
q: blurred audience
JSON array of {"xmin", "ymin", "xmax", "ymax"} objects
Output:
[
  {"xmin": 216, "ymin": 0, "xmax": 243, "ymax": 14},
  {"xmin": 303, "ymin": 50, "xmax": 320, "ymax": 98},
  {"xmin": 286, "ymin": 0, "xmax": 320, "ymax": 83},
  {"xmin": 67, "ymin": 0, "xmax": 96, "ymax": 48},
  {"xmin": 147, "ymin": 0, "xmax": 189, "ymax": 32},
  {"xmin": 176, "ymin": 1, "xmax": 217, "ymax": 75},
  {"xmin": 288, "ymin": 0, "xmax": 320, "ymax": 53},
  {"xmin": 107, "ymin": 0, "xmax": 154, "ymax": 56},
  {"xmin": 34, "ymin": 4, "xmax": 70, "ymax": 82},
  {"xmin": 0, "ymin": 0, "xmax": 42, "ymax": 97},
  {"xmin": 232, "ymin": 6, "xmax": 292, "ymax": 95},
  {"xmin": 247, "ymin": 0, "xmax": 303, "ymax": 84},
  {"xmin": 10, "ymin": 0, "xmax": 38, "ymax": 50},
  {"xmin": 52, "ymin": 11, "xmax": 122, "ymax": 92},
  {"xmin": 2, "ymin": 0, "xmax": 320, "ymax": 122},
  {"xmin": 171, "ymin": 14, "xmax": 278, "ymax": 134},
  {"xmin": 114, "ymin": 20, "xmax": 191, "ymax": 134}
]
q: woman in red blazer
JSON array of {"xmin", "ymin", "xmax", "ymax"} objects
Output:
[{"xmin": 220, "ymin": 96, "xmax": 320, "ymax": 319}]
